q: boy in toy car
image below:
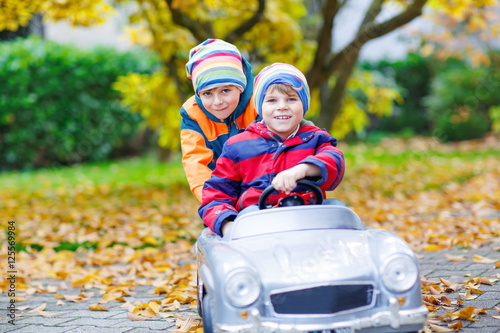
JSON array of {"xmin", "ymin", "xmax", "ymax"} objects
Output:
[{"xmin": 198, "ymin": 63, "xmax": 345, "ymax": 236}]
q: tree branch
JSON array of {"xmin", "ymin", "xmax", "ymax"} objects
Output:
[
  {"xmin": 307, "ymin": 0, "xmax": 341, "ymax": 88},
  {"xmin": 322, "ymin": 0, "xmax": 428, "ymax": 84},
  {"xmin": 167, "ymin": 57, "xmax": 187, "ymax": 102},
  {"xmin": 165, "ymin": 0, "xmax": 214, "ymax": 42},
  {"xmin": 360, "ymin": 0, "xmax": 383, "ymax": 27},
  {"xmin": 224, "ymin": 0, "xmax": 266, "ymax": 44}
]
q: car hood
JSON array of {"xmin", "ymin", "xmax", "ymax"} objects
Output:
[{"xmin": 229, "ymin": 229, "xmax": 376, "ymax": 290}]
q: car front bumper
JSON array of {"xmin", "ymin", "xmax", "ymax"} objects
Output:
[{"xmin": 215, "ymin": 303, "xmax": 428, "ymax": 333}]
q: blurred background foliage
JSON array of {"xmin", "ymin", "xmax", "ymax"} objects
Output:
[
  {"xmin": 0, "ymin": 37, "xmax": 160, "ymax": 171},
  {"xmin": 1, "ymin": 0, "xmax": 500, "ymax": 172}
]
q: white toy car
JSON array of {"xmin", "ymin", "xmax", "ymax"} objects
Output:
[{"xmin": 196, "ymin": 180, "xmax": 427, "ymax": 333}]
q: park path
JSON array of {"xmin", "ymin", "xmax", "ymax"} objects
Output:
[{"xmin": 1, "ymin": 242, "xmax": 500, "ymax": 333}]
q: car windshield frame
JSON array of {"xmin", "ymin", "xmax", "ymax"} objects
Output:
[{"xmin": 227, "ymin": 205, "xmax": 367, "ymax": 241}]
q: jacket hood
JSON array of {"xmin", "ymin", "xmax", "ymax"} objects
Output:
[{"xmin": 194, "ymin": 57, "xmax": 254, "ymax": 124}]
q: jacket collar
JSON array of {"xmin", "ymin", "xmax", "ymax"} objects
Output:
[
  {"xmin": 194, "ymin": 57, "xmax": 254, "ymax": 124},
  {"xmin": 248, "ymin": 119, "xmax": 316, "ymax": 144}
]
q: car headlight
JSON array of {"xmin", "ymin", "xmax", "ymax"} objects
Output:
[
  {"xmin": 225, "ymin": 269, "xmax": 261, "ymax": 307},
  {"xmin": 381, "ymin": 254, "xmax": 418, "ymax": 293}
]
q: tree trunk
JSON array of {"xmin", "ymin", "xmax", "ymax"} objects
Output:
[
  {"xmin": 317, "ymin": 50, "xmax": 360, "ymax": 133},
  {"xmin": 157, "ymin": 146, "xmax": 172, "ymax": 162},
  {"xmin": 0, "ymin": 14, "xmax": 44, "ymax": 41}
]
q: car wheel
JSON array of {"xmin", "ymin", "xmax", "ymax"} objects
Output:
[
  {"xmin": 196, "ymin": 274, "xmax": 204, "ymax": 317},
  {"xmin": 202, "ymin": 295, "xmax": 214, "ymax": 333}
]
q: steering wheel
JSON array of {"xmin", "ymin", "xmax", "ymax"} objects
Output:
[{"xmin": 258, "ymin": 179, "xmax": 323, "ymax": 210}]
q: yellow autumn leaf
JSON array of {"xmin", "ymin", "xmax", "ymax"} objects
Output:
[
  {"xmin": 89, "ymin": 304, "xmax": 109, "ymax": 311},
  {"xmin": 448, "ymin": 321, "xmax": 462, "ymax": 330},
  {"xmin": 140, "ymin": 307, "xmax": 158, "ymax": 318},
  {"xmin": 453, "ymin": 306, "xmax": 476, "ymax": 321},
  {"xmin": 100, "ymin": 292, "xmax": 122, "ymax": 304},
  {"xmin": 149, "ymin": 301, "xmax": 161, "ymax": 314},
  {"xmin": 71, "ymin": 274, "xmax": 99, "ymax": 288},
  {"xmin": 465, "ymin": 290, "xmax": 478, "ymax": 300},
  {"xmin": 473, "ymin": 255, "xmax": 498, "ymax": 264}
]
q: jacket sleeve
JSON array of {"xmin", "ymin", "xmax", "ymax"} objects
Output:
[
  {"xmin": 298, "ymin": 131, "xmax": 345, "ymax": 191},
  {"xmin": 198, "ymin": 143, "xmax": 240, "ymax": 236},
  {"xmin": 180, "ymin": 110, "xmax": 214, "ymax": 202}
]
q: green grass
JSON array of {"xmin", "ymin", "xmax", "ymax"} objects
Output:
[
  {"xmin": 1, "ymin": 153, "xmax": 189, "ymax": 192},
  {"xmin": 341, "ymin": 144, "xmax": 500, "ymax": 167},
  {"xmin": 1, "ymin": 142, "xmax": 498, "ymax": 193}
]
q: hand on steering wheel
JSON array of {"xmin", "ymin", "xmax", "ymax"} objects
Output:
[{"xmin": 258, "ymin": 179, "xmax": 323, "ymax": 210}]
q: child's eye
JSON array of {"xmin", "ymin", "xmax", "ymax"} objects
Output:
[
  {"xmin": 222, "ymin": 89, "xmax": 230, "ymax": 93},
  {"xmin": 202, "ymin": 91, "xmax": 212, "ymax": 97},
  {"xmin": 265, "ymin": 98, "xmax": 276, "ymax": 103}
]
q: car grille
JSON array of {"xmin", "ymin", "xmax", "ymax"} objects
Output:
[{"xmin": 270, "ymin": 284, "xmax": 375, "ymax": 315}]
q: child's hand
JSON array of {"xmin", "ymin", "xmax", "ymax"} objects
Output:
[{"xmin": 272, "ymin": 164, "xmax": 321, "ymax": 194}]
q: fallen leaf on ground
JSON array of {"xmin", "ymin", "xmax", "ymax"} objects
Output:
[
  {"xmin": 89, "ymin": 304, "xmax": 109, "ymax": 311},
  {"xmin": 127, "ymin": 312, "xmax": 148, "ymax": 321},
  {"xmin": 27, "ymin": 303, "xmax": 46, "ymax": 313},
  {"xmin": 453, "ymin": 306, "xmax": 476, "ymax": 321},
  {"xmin": 473, "ymin": 255, "xmax": 498, "ymax": 264},
  {"xmin": 445, "ymin": 254, "xmax": 467, "ymax": 261},
  {"xmin": 429, "ymin": 324, "xmax": 453, "ymax": 332},
  {"xmin": 448, "ymin": 321, "xmax": 462, "ymax": 330},
  {"xmin": 37, "ymin": 311, "xmax": 61, "ymax": 317},
  {"xmin": 477, "ymin": 277, "xmax": 493, "ymax": 285}
]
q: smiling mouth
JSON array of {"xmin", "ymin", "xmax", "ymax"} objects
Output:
[{"xmin": 274, "ymin": 116, "xmax": 291, "ymax": 120}]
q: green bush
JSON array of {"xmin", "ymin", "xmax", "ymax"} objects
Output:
[
  {"xmin": 0, "ymin": 37, "xmax": 160, "ymax": 171},
  {"xmin": 425, "ymin": 65, "xmax": 496, "ymax": 141},
  {"xmin": 361, "ymin": 53, "xmax": 433, "ymax": 134}
]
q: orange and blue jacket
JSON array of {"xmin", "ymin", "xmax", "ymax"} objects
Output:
[
  {"xmin": 180, "ymin": 58, "xmax": 259, "ymax": 202},
  {"xmin": 198, "ymin": 121, "xmax": 345, "ymax": 235}
]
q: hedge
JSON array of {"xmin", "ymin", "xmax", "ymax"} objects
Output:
[
  {"xmin": 424, "ymin": 65, "xmax": 495, "ymax": 141},
  {"xmin": 361, "ymin": 53, "xmax": 433, "ymax": 135},
  {"xmin": 0, "ymin": 37, "xmax": 160, "ymax": 171}
]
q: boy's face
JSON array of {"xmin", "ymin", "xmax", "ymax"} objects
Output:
[
  {"xmin": 261, "ymin": 86, "xmax": 303, "ymax": 140},
  {"xmin": 199, "ymin": 85, "xmax": 242, "ymax": 120}
]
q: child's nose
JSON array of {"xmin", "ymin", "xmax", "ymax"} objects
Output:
[
  {"xmin": 277, "ymin": 99, "xmax": 288, "ymax": 110},
  {"xmin": 214, "ymin": 94, "xmax": 223, "ymax": 105}
]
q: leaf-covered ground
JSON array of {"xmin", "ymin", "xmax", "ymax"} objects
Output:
[{"xmin": 0, "ymin": 135, "xmax": 499, "ymax": 331}]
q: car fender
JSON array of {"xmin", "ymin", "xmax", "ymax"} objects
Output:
[{"xmin": 197, "ymin": 227, "xmax": 260, "ymax": 293}]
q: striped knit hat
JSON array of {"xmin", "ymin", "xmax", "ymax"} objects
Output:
[
  {"xmin": 253, "ymin": 63, "xmax": 310, "ymax": 117},
  {"xmin": 186, "ymin": 39, "xmax": 246, "ymax": 96}
]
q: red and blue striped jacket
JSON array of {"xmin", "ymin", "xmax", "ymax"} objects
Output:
[{"xmin": 198, "ymin": 120, "xmax": 345, "ymax": 235}]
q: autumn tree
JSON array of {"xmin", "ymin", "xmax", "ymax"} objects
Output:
[{"xmin": 4, "ymin": 0, "xmax": 499, "ymax": 147}]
